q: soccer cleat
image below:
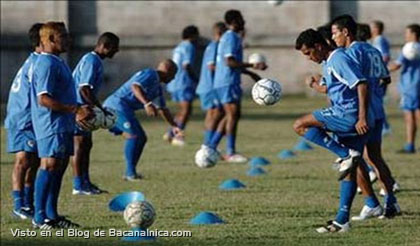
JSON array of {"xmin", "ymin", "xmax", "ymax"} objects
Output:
[
  {"xmin": 379, "ymin": 203, "xmax": 401, "ymax": 219},
  {"xmin": 54, "ymin": 216, "xmax": 80, "ymax": 229},
  {"xmin": 123, "ymin": 173, "xmax": 144, "ymax": 182},
  {"xmin": 12, "ymin": 208, "xmax": 33, "ymax": 220},
  {"xmin": 369, "ymin": 170, "xmax": 377, "ymax": 183},
  {"xmin": 224, "ymin": 153, "xmax": 248, "ymax": 163},
  {"xmin": 171, "ymin": 136, "xmax": 185, "ymax": 147},
  {"xmin": 379, "ymin": 182, "xmax": 401, "ymax": 197},
  {"xmin": 356, "ymin": 187, "xmax": 362, "ymax": 194},
  {"xmin": 316, "ymin": 220, "xmax": 350, "ymax": 233},
  {"xmin": 88, "ymin": 183, "xmax": 107, "ymax": 194},
  {"xmin": 351, "ymin": 205, "xmax": 383, "ymax": 221},
  {"xmin": 337, "ymin": 149, "xmax": 361, "ymax": 181},
  {"xmin": 72, "ymin": 186, "xmax": 93, "ymax": 195},
  {"xmin": 162, "ymin": 132, "xmax": 173, "ymax": 143},
  {"xmin": 32, "ymin": 219, "xmax": 56, "ymax": 230}
]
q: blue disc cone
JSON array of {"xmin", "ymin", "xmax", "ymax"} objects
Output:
[
  {"xmin": 277, "ymin": 149, "xmax": 296, "ymax": 159},
  {"xmin": 121, "ymin": 227, "xmax": 156, "ymax": 242},
  {"xmin": 219, "ymin": 179, "xmax": 246, "ymax": 190},
  {"xmin": 248, "ymin": 156, "xmax": 271, "ymax": 166},
  {"xmin": 109, "ymin": 191, "xmax": 145, "ymax": 212},
  {"xmin": 190, "ymin": 212, "xmax": 225, "ymax": 225},
  {"xmin": 247, "ymin": 167, "xmax": 267, "ymax": 176},
  {"xmin": 293, "ymin": 139, "xmax": 313, "ymax": 151}
]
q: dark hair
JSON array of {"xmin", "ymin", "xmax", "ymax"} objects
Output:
[
  {"xmin": 317, "ymin": 24, "xmax": 336, "ymax": 48},
  {"xmin": 28, "ymin": 23, "xmax": 43, "ymax": 50},
  {"xmin": 213, "ymin": 21, "xmax": 227, "ymax": 33},
  {"xmin": 331, "ymin": 14, "xmax": 357, "ymax": 36},
  {"xmin": 357, "ymin": 23, "xmax": 372, "ymax": 42},
  {"xmin": 225, "ymin": 9, "xmax": 243, "ymax": 25},
  {"xmin": 407, "ymin": 24, "xmax": 420, "ymax": 40},
  {"xmin": 182, "ymin": 25, "xmax": 199, "ymax": 39},
  {"xmin": 295, "ymin": 29, "xmax": 328, "ymax": 50},
  {"xmin": 97, "ymin": 32, "xmax": 119, "ymax": 48},
  {"xmin": 372, "ymin": 20, "xmax": 384, "ymax": 34}
]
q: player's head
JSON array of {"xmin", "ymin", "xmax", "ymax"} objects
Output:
[
  {"xmin": 295, "ymin": 29, "xmax": 330, "ymax": 64},
  {"xmin": 157, "ymin": 59, "xmax": 177, "ymax": 83},
  {"xmin": 405, "ymin": 24, "xmax": 420, "ymax": 42},
  {"xmin": 182, "ymin": 25, "xmax": 199, "ymax": 42},
  {"xmin": 356, "ymin": 23, "xmax": 371, "ymax": 42},
  {"xmin": 317, "ymin": 24, "xmax": 336, "ymax": 48},
  {"xmin": 212, "ymin": 22, "xmax": 227, "ymax": 41},
  {"xmin": 28, "ymin": 23, "xmax": 43, "ymax": 51},
  {"xmin": 39, "ymin": 22, "xmax": 70, "ymax": 54},
  {"xmin": 331, "ymin": 14, "xmax": 357, "ymax": 47},
  {"xmin": 370, "ymin": 20, "xmax": 384, "ymax": 36},
  {"xmin": 96, "ymin": 32, "xmax": 120, "ymax": 58},
  {"xmin": 225, "ymin": 9, "xmax": 245, "ymax": 32}
]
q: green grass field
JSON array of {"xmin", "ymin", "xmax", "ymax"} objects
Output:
[{"xmin": 1, "ymin": 96, "xmax": 420, "ymax": 246}]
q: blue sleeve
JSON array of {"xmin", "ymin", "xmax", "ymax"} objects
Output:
[
  {"xmin": 182, "ymin": 43, "xmax": 194, "ymax": 65},
  {"xmin": 331, "ymin": 53, "xmax": 366, "ymax": 89},
  {"xmin": 136, "ymin": 70, "xmax": 156, "ymax": 90},
  {"xmin": 396, "ymin": 53, "xmax": 406, "ymax": 66},
  {"xmin": 222, "ymin": 33, "xmax": 237, "ymax": 59},
  {"xmin": 78, "ymin": 58, "xmax": 97, "ymax": 89},
  {"xmin": 35, "ymin": 58, "xmax": 56, "ymax": 96},
  {"xmin": 204, "ymin": 43, "xmax": 216, "ymax": 65},
  {"xmin": 378, "ymin": 38, "xmax": 390, "ymax": 57}
]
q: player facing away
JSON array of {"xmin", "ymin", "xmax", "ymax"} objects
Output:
[
  {"xmin": 103, "ymin": 60, "xmax": 182, "ymax": 181},
  {"xmin": 164, "ymin": 26, "xmax": 199, "ymax": 146},
  {"xmin": 196, "ymin": 22, "xmax": 227, "ymax": 148},
  {"xmin": 389, "ymin": 24, "xmax": 420, "ymax": 153},
  {"xmin": 370, "ymin": 20, "xmax": 392, "ymax": 135},
  {"xmin": 5, "ymin": 23, "xmax": 43, "ymax": 219},
  {"xmin": 71, "ymin": 32, "xmax": 120, "ymax": 195},
  {"xmin": 207, "ymin": 9, "xmax": 265, "ymax": 163},
  {"xmin": 31, "ymin": 22, "xmax": 94, "ymax": 229},
  {"xmin": 294, "ymin": 29, "xmax": 375, "ymax": 233},
  {"xmin": 331, "ymin": 15, "xmax": 400, "ymax": 219}
]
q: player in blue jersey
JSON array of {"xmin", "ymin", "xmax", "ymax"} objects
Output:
[
  {"xmin": 103, "ymin": 60, "xmax": 182, "ymax": 181},
  {"xmin": 164, "ymin": 26, "xmax": 199, "ymax": 146},
  {"xmin": 196, "ymin": 22, "xmax": 227, "ymax": 148},
  {"xmin": 31, "ymin": 22, "xmax": 94, "ymax": 229},
  {"xmin": 294, "ymin": 29, "xmax": 374, "ymax": 233},
  {"xmin": 207, "ymin": 10, "xmax": 265, "ymax": 163},
  {"xmin": 331, "ymin": 15, "xmax": 400, "ymax": 219},
  {"xmin": 71, "ymin": 32, "xmax": 120, "ymax": 195},
  {"xmin": 5, "ymin": 23, "xmax": 43, "ymax": 219},
  {"xmin": 389, "ymin": 24, "xmax": 420, "ymax": 153}
]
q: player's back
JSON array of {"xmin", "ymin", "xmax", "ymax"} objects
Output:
[
  {"xmin": 167, "ymin": 41, "xmax": 195, "ymax": 92},
  {"xmin": 196, "ymin": 40, "xmax": 218, "ymax": 95},
  {"xmin": 372, "ymin": 35, "xmax": 390, "ymax": 63},
  {"xmin": 397, "ymin": 42, "xmax": 420, "ymax": 87}
]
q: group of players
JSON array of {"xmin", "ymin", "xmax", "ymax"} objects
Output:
[{"xmin": 4, "ymin": 9, "xmax": 419, "ymax": 232}]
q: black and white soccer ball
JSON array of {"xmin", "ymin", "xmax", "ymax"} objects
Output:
[
  {"xmin": 102, "ymin": 108, "xmax": 117, "ymax": 129},
  {"xmin": 123, "ymin": 201, "xmax": 156, "ymax": 229},
  {"xmin": 194, "ymin": 146, "xmax": 219, "ymax": 168},
  {"xmin": 402, "ymin": 42, "xmax": 420, "ymax": 61},
  {"xmin": 251, "ymin": 78, "xmax": 282, "ymax": 106},
  {"xmin": 248, "ymin": 53, "xmax": 266, "ymax": 64}
]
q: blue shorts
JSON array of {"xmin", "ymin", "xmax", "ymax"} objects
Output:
[
  {"xmin": 367, "ymin": 119, "xmax": 384, "ymax": 144},
  {"xmin": 215, "ymin": 84, "xmax": 242, "ymax": 105},
  {"xmin": 108, "ymin": 110, "xmax": 146, "ymax": 137},
  {"xmin": 37, "ymin": 133, "xmax": 74, "ymax": 159},
  {"xmin": 7, "ymin": 128, "xmax": 37, "ymax": 153},
  {"xmin": 171, "ymin": 88, "xmax": 195, "ymax": 103},
  {"xmin": 400, "ymin": 94, "xmax": 420, "ymax": 111},
  {"xmin": 313, "ymin": 108, "xmax": 359, "ymax": 137},
  {"xmin": 198, "ymin": 91, "xmax": 221, "ymax": 111}
]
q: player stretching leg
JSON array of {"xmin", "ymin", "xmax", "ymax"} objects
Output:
[
  {"xmin": 71, "ymin": 32, "xmax": 119, "ymax": 195},
  {"xmin": 208, "ymin": 10, "xmax": 265, "ymax": 163},
  {"xmin": 5, "ymin": 23, "xmax": 43, "ymax": 219},
  {"xmin": 104, "ymin": 60, "xmax": 182, "ymax": 181},
  {"xmin": 31, "ymin": 22, "xmax": 94, "ymax": 229},
  {"xmin": 164, "ymin": 26, "xmax": 199, "ymax": 146},
  {"xmin": 196, "ymin": 22, "xmax": 227, "ymax": 150},
  {"xmin": 294, "ymin": 29, "xmax": 374, "ymax": 232},
  {"xmin": 389, "ymin": 24, "xmax": 420, "ymax": 154}
]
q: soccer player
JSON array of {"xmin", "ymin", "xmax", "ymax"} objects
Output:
[
  {"xmin": 207, "ymin": 9, "xmax": 265, "ymax": 163},
  {"xmin": 31, "ymin": 22, "xmax": 93, "ymax": 229},
  {"xmin": 389, "ymin": 24, "xmax": 420, "ymax": 153},
  {"xmin": 294, "ymin": 29, "xmax": 374, "ymax": 233},
  {"xmin": 71, "ymin": 32, "xmax": 120, "ymax": 195},
  {"xmin": 196, "ymin": 22, "xmax": 227, "ymax": 148},
  {"xmin": 103, "ymin": 60, "xmax": 182, "ymax": 180},
  {"xmin": 164, "ymin": 26, "xmax": 199, "ymax": 146},
  {"xmin": 5, "ymin": 23, "xmax": 43, "ymax": 219},
  {"xmin": 331, "ymin": 15, "xmax": 400, "ymax": 219}
]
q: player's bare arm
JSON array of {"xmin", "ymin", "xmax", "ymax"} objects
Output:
[
  {"xmin": 356, "ymin": 81, "xmax": 369, "ymax": 135},
  {"xmin": 131, "ymin": 84, "xmax": 157, "ymax": 117}
]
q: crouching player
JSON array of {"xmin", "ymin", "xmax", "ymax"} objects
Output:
[
  {"xmin": 31, "ymin": 22, "xmax": 94, "ymax": 229},
  {"xmin": 294, "ymin": 29, "xmax": 375, "ymax": 233},
  {"xmin": 5, "ymin": 23, "xmax": 43, "ymax": 219},
  {"xmin": 71, "ymin": 32, "xmax": 120, "ymax": 195},
  {"xmin": 103, "ymin": 60, "xmax": 182, "ymax": 180}
]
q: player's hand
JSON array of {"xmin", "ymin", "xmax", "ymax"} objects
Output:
[
  {"xmin": 253, "ymin": 62, "xmax": 267, "ymax": 71},
  {"xmin": 305, "ymin": 76, "xmax": 317, "ymax": 88},
  {"xmin": 75, "ymin": 105, "xmax": 95, "ymax": 130},
  {"xmin": 355, "ymin": 117, "xmax": 369, "ymax": 135},
  {"xmin": 172, "ymin": 127, "xmax": 184, "ymax": 138},
  {"xmin": 145, "ymin": 103, "xmax": 158, "ymax": 117}
]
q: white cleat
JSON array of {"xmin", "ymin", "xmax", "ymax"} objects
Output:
[
  {"xmin": 72, "ymin": 188, "xmax": 93, "ymax": 195},
  {"xmin": 351, "ymin": 205, "xmax": 383, "ymax": 221},
  {"xmin": 224, "ymin": 153, "xmax": 248, "ymax": 163},
  {"xmin": 357, "ymin": 187, "xmax": 362, "ymax": 194},
  {"xmin": 337, "ymin": 149, "xmax": 361, "ymax": 180},
  {"xmin": 369, "ymin": 170, "xmax": 377, "ymax": 183},
  {"xmin": 316, "ymin": 220, "xmax": 350, "ymax": 233},
  {"xmin": 162, "ymin": 132, "xmax": 173, "ymax": 142},
  {"xmin": 171, "ymin": 137, "xmax": 185, "ymax": 147}
]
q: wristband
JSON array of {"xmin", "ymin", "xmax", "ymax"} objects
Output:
[{"xmin": 144, "ymin": 101, "xmax": 153, "ymax": 107}]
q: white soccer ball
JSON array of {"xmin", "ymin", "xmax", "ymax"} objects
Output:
[
  {"xmin": 252, "ymin": 78, "xmax": 282, "ymax": 106},
  {"xmin": 123, "ymin": 201, "xmax": 156, "ymax": 229},
  {"xmin": 402, "ymin": 42, "xmax": 420, "ymax": 60},
  {"xmin": 248, "ymin": 53, "xmax": 266, "ymax": 64},
  {"xmin": 80, "ymin": 106, "xmax": 103, "ymax": 131},
  {"xmin": 267, "ymin": 0, "xmax": 284, "ymax": 6},
  {"xmin": 102, "ymin": 108, "xmax": 117, "ymax": 129},
  {"xmin": 194, "ymin": 146, "xmax": 219, "ymax": 168}
]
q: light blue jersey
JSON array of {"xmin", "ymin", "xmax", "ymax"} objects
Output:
[
  {"xmin": 167, "ymin": 40, "xmax": 195, "ymax": 93},
  {"xmin": 5, "ymin": 52, "xmax": 39, "ymax": 130},
  {"xmin": 31, "ymin": 53, "xmax": 76, "ymax": 140},
  {"xmin": 346, "ymin": 41, "xmax": 389, "ymax": 120},
  {"xmin": 213, "ymin": 30, "xmax": 243, "ymax": 89},
  {"xmin": 103, "ymin": 68, "xmax": 166, "ymax": 116},
  {"xmin": 72, "ymin": 51, "xmax": 104, "ymax": 104},
  {"xmin": 396, "ymin": 43, "xmax": 420, "ymax": 110},
  {"xmin": 372, "ymin": 35, "xmax": 390, "ymax": 64},
  {"xmin": 196, "ymin": 41, "xmax": 218, "ymax": 95}
]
